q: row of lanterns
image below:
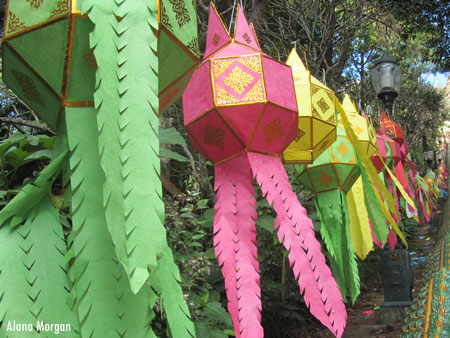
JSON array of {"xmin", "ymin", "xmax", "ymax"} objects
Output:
[{"xmin": 1, "ymin": 2, "xmax": 436, "ymax": 338}]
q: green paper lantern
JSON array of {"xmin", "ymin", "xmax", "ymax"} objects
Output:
[
  {"xmin": 297, "ymin": 126, "xmax": 360, "ymax": 194},
  {"xmin": 296, "ymin": 125, "xmax": 361, "ymax": 302},
  {"xmin": 2, "ymin": 0, "xmax": 199, "ymax": 130},
  {"xmin": 3, "ymin": 1, "xmax": 95, "ymax": 130}
]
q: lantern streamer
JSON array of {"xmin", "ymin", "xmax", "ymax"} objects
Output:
[
  {"xmin": 213, "ymin": 154, "xmax": 263, "ymax": 337},
  {"xmin": 248, "ymin": 152, "xmax": 347, "ymax": 337},
  {"xmin": 346, "ymin": 177, "xmax": 374, "ymax": 260},
  {"xmin": 315, "ymin": 190, "xmax": 360, "ymax": 303},
  {"xmin": 336, "ymin": 100, "xmax": 406, "ymax": 246}
]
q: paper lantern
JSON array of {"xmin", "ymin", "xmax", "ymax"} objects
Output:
[
  {"xmin": 2, "ymin": 0, "xmax": 199, "ymax": 129},
  {"xmin": 283, "ymin": 49, "xmax": 337, "ymax": 164},
  {"xmin": 183, "ymin": 5, "xmax": 346, "ymax": 338},
  {"xmin": 296, "ymin": 125, "xmax": 361, "ymax": 302},
  {"xmin": 341, "ymin": 95, "xmax": 377, "ymax": 157}
]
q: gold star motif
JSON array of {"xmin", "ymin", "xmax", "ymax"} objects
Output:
[
  {"xmin": 336, "ymin": 142, "xmax": 350, "ymax": 157},
  {"xmin": 317, "ymin": 172, "xmax": 333, "ymax": 187}
]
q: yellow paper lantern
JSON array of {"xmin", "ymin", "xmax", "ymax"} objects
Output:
[
  {"xmin": 341, "ymin": 94, "xmax": 377, "ymax": 157},
  {"xmin": 283, "ymin": 49, "xmax": 337, "ymax": 164}
]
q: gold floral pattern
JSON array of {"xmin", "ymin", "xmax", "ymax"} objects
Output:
[
  {"xmin": 237, "ymin": 56, "xmax": 261, "ymax": 74},
  {"xmin": 212, "ymin": 59, "xmax": 235, "ymax": 79},
  {"xmin": 7, "ymin": 11, "xmax": 27, "ymax": 34},
  {"xmin": 12, "ymin": 70, "xmax": 46, "ymax": 108},
  {"xmin": 263, "ymin": 118, "xmax": 284, "ymax": 144},
  {"xmin": 215, "ymin": 86, "xmax": 239, "ymax": 105},
  {"xmin": 241, "ymin": 79, "xmax": 264, "ymax": 102},
  {"xmin": 27, "ymin": 0, "xmax": 44, "ymax": 9},
  {"xmin": 223, "ymin": 67, "xmax": 254, "ymax": 95},
  {"xmin": 49, "ymin": 0, "xmax": 70, "ymax": 19},
  {"xmin": 204, "ymin": 124, "xmax": 225, "ymax": 148},
  {"xmin": 168, "ymin": 0, "xmax": 191, "ymax": 28}
]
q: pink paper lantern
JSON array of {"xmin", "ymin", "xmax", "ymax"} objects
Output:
[
  {"xmin": 183, "ymin": 8, "xmax": 297, "ymax": 163},
  {"xmin": 183, "ymin": 5, "xmax": 346, "ymax": 338}
]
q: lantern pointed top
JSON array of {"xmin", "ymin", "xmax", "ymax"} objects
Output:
[
  {"xmin": 204, "ymin": 3, "xmax": 232, "ymax": 58},
  {"xmin": 380, "ymin": 111, "xmax": 389, "ymax": 122},
  {"xmin": 286, "ymin": 49, "xmax": 307, "ymax": 73},
  {"xmin": 342, "ymin": 94, "xmax": 358, "ymax": 114},
  {"xmin": 234, "ymin": 5, "xmax": 261, "ymax": 51}
]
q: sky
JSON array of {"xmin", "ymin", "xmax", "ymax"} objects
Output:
[{"xmin": 421, "ymin": 72, "xmax": 449, "ymax": 88}]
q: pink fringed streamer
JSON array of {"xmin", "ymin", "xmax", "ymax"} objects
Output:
[
  {"xmin": 247, "ymin": 152, "xmax": 347, "ymax": 338},
  {"xmin": 213, "ymin": 154, "xmax": 263, "ymax": 338},
  {"xmin": 386, "ymin": 228, "xmax": 397, "ymax": 250}
]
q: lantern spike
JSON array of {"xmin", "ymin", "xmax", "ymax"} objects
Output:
[
  {"xmin": 286, "ymin": 49, "xmax": 307, "ymax": 72},
  {"xmin": 204, "ymin": 3, "xmax": 232, "ymax": 58},
  {"xmin": 233, "ymin": 4, "xmax": 261, "ymax": 51},
  {"xmin": 342, "ymin": 94, "xmax": 358, "ymax": 114}
]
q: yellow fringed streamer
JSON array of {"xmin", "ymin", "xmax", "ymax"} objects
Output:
[
  {"xmin": 346, "ymin": 177, "xmax": 373, "ymax": 260},
  {"xmin": 380, "ymin": 156, "xmax": 416, "ymax": 210},
  {"xmin": 335, "ymin": 97, "xmax": 407, "ymax": 247}
]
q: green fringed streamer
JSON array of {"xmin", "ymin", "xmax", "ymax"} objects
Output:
[
  {"xmin": 357, "ymin": 155, "xmax": 389, "ymax": 245},
  {"xmin": 315, "ymin": 190, "xmax": 360, "ymax": 303},
  {"xmin": 0, "ymin": 196, "xmax": 78, "ymax": 337},
  {"xmin": 0, "ymin": 149, "xmax": 68, "ymax": 229},
  {"xmin": 148, "ymin": 247, "xmax": 196, "ymax": 337},
  {"xmin": 65, "ymin": 107, "xmax": 157, "ymax": 337},
  {"xmin": 81, "ymin": 0, "xmax": 166, "ymax": 294}
]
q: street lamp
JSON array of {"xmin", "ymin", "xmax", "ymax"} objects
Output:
[
  {"xmin": 371, "ymin": 56, "xmax": 411, "ymax": 320},
  {"xmin": 371, "ymin": 55, "xmax": 402, "ymax": 114}
]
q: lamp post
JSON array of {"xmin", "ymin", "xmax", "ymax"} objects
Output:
[
  {"xmin": 371, "ymin": 55, "xmax": 412, "ymax": 320},
  {"xmin": 371, "ymin": 55, "xmax": 402, "ymax": 114}
]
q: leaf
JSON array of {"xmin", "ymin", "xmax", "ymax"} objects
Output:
[
  {"xmin": 0, "ymin": 197, "xmax": 78, "ymax": 337},
  {"xmin": 160, "ymin": 147, "xmax": 189, "ymax": 162},
  {"xmin": 159, "ymin": 127, "xmax": 187, "ymax": 146},
  {"xmin": 256, "ymin": 214, "xmax": 275, "ymax": 233},
  {"xmin": 203, "ymin": 302, "xmax": 233, "ymax": 326},
  {"xmin": 148, "ymin": 247, "xmax": 196, "ymax": 338}
]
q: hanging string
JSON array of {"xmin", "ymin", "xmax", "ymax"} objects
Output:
[
  {"xmin": 229, "ymin": 0, "xmax": 244, "ymax": 34},
  {"xmin": 229, "ymin": 0, "xmax": 239, "ymax": 33}
]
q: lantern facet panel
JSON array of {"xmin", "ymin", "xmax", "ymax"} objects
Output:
[
  {"xmin": 283, "ymin": 49, "xmax": 337, "ymax": 164},
  {"xmin": 183, "ymin": 7, "xmax": 297, "ymax": 164},
  {"xmin": 297, "ymin": 125, "xmax": 360, "ymax": 194},
  {"xmin": 341, "ymin": 95, "xmax": 378, "ymax": 157},
  {"xmin": 158, "ymin": 0, "xmax": 200, "ymax": 113}
]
